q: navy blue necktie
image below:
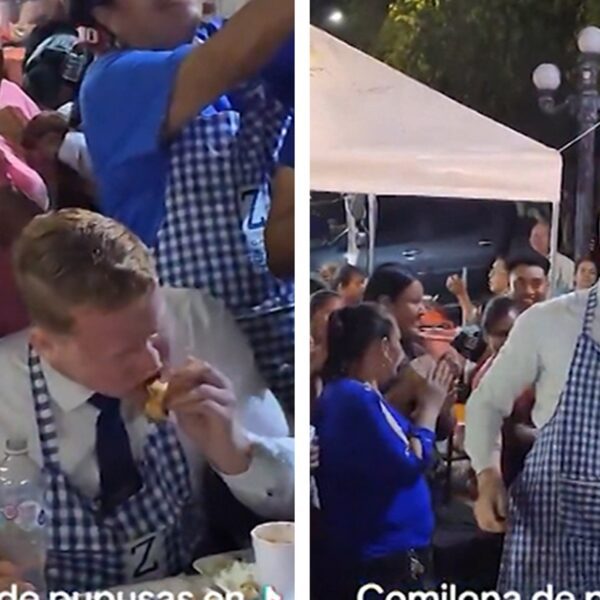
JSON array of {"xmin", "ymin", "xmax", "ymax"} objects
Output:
[{"xmin": 88, "ymin": 393, "xmax": 143, "ymax": 516}]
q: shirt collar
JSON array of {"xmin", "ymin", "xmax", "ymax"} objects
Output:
[{"xmin": 40, "ymin": 357, "xmax": 94, "ymax": 413}]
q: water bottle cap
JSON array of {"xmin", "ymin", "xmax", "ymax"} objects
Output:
[
  {"xmin": 5, "ymin": 438, "xmax": 28, "ymax": 455},
  {"xmin": 202, "ymin": 1, "xmax": 216, "ymax": 16}
]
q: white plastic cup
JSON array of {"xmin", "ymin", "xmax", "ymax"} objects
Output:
[{"xmin": 251, "ymin": 522, "xmax": 294, "ymax": 599}]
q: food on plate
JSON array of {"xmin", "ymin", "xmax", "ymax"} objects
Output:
[
  {"xmin": 144, "ymin": 380, "xmax": 169, "ymax": 422},
  {"xmin": 213, "ymin": 561, "xmax": 260, "ymax": 599},
  {"xmin": 239, "ymin": 581, "xmax": 261, "ymax": 600}
]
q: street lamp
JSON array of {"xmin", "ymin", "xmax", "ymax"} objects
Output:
[
  {"xmin": 327, "ymin": 9, "xmax": 345, "ymax": 25},
  {"xmin": 533, "ymin": 26, "xmax": 600, "ymax": 260}
]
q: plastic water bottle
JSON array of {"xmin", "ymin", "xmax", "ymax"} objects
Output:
[{"xmin": 0, "ymin": 439, "xmax": 47, "ymax": 597}]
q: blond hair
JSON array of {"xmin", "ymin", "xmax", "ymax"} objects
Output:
[{"xmin": 13, "ymin": 209, "xmax": 157, "ymax": 332}]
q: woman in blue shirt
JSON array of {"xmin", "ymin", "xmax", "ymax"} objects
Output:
[
  {"xmin": 315, "ymin": 303, "xmax": 452, "ymax": 599},
  {"xmin": 364, "ymin": 262, "xmax": 456, "ymax": 439}
]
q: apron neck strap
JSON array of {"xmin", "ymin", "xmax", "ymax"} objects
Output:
[
  {"xmin": 27, "ymin": 345, "xmax": 61, "ymax": 468},
  {"xmin": 583, "ymin": 285, "xmax": 599, "ymax": 336}
]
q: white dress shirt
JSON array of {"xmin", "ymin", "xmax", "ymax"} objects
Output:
[
  {"xmin": 58, "ymin": 131, "xmax": 94, "ymax": 183},
  {"xmin": 551, "ymin": 252, "xmax": 575, "ymax": 296},
  {"xmin": 465, "ymin": 288, "xmax": 600, "ymax": 474},
  {"xmin": 0, "ymin": 287, "xmax": 293, "ymax": 519}
]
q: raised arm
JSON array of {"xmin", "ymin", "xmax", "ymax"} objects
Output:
[{"xmin": 166, "ymin": 0, "xmax": 294, "ymax": 136}]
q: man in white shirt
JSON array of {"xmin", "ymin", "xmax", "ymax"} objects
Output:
[
  {"xmin": 58, "ymin": 130, "xmax": 93, "ymax": 182},
  {"xmin": 505, "ymin": 253, "xmax": 550, "ymax": 313},
  {"xmin": 465, "ymin": 285, "xmax": 600, "ymax": 595},
  {"xmin": 485, "ymin": 254, "xmax": 549, "ymax": 482},
  {"xmin": 0, "ymin": 209, "xmax": 293, "ymax": 592},
  {"xmin": 529, "ymin": 220, "xmax": 575, "ymax": 296}
]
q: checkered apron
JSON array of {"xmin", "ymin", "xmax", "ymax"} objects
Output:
[
  {"xmin": 154, "ymin": 29, "xmax": 294, "ymax": 413},
  {"xmin": 498, "ymin": 286, "xmax": 600, "ymax": 598},
  {"xmin": 27, "ymin": 347, "xmax": 200, "ymax": 592}
]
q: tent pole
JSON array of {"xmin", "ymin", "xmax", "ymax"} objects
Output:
[
  {"xmin": 550, "ymin": 203, "xmax": 560, "ymax": 295},
  {"xmin": 343, "ymin": 194, "xmax": 359, "ymax": 265},
  {"xmin": 368, "ymin": 194, "xmax": 377, "ymax": 275}
]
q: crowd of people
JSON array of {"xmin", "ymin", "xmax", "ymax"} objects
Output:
[
  {"xmin": 0, "ymin": 0, "xmax": 295, "ymax": 593},
  {"xmin": 310, "ymin": 217, "xmax": 600, "ymax": 598}
]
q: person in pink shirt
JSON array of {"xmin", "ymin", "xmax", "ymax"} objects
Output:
[
  {"xmin": 0, "ymin": 78, "xmax": 40, "ymax": 120},
  {"xmin": 0, "ymin": 54, "xmax": 47, "ymax": 208},
  {"xmin": 0, "ymin": 48, "xmax": 40, "ymax": 119},
  {"xmin": 0, "ymin": 185, "xmax": 42, "ymax": 338},
  {"xmin": 0, "ymin": 63, "xmax": 47, "ymax": 338},
  {"xmin": 0, "ymin": 136, "xmax": 49, "ymax": 210}
]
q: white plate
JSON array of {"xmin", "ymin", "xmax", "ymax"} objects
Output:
[
  {"xmin": 192, "ymin": 549, "xmax": 254, "ymax": 577},
  {"xmin": 193, "ymin": 550, "xmax": 259, "ymax": 598},
  {"xmin": 108, "ymin": 574, "xmax": 212, "ymax": 596}
]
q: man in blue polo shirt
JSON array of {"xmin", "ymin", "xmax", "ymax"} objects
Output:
[{"xmin": 71, "ymin": 0, "xmax": 294, "ymax": 414}]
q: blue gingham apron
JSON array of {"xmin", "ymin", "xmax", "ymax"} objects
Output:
[
  {"xmin": 27, "ymin": 347, "xmax": 200, "ymax": 592},
  {"xmin": 498, "ymin": 286, "xmax": 600, "ymax": 597},
  {"xmin": 154, "ymin": 29, "xmax": 294, "ymax": 414}
]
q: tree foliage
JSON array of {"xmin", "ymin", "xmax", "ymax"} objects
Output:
[
  {"xmin": 365, "ymin": 0, "xmax": 600, "ymax": 146},
  {"xmin": 310, "ymin": 0, "xmax": 391, "ymax": 50},
  {"xmin": 311, "ymin": 0, "xmax": 600, "ymax": 251}
]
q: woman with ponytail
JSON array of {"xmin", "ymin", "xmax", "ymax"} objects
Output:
[{"xmin": 314, "ymin": 303, "xmax": 453, "ymax": 598}]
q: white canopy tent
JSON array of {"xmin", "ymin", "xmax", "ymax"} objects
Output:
[
  {"xmin": 310, "ymin": 26, "xmax": 562, "ymax": 202},
  {"xmin": 310, "ymin": 26, "xmax": 564, "ymax": 277}
]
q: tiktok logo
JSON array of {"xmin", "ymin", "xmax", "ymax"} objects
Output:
[{"xmin": 262, "ymin": 586, "xmax": 283, "ymax": 600}]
